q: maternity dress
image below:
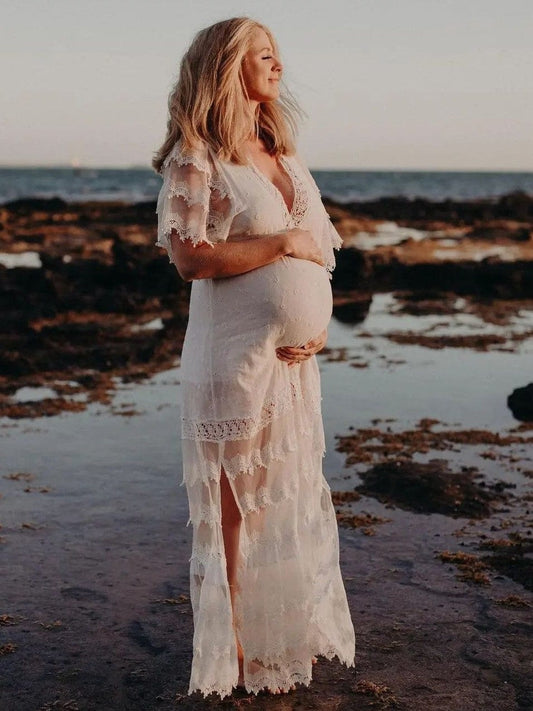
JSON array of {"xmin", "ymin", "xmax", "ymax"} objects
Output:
[{"xmin": 155, "ymin": 138, "xmax": 356, "ymax": 697}]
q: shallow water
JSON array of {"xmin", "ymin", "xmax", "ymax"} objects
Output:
[
  {"xmin": 2, "ymin": 292, "xmax": 531, "ymax": 494},
  {"xmin": 321, "ymin": 295, "xmax": 533, "ymax": 485}
]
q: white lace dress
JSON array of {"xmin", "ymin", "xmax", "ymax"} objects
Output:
[{"xmin": 155, "ymin": 138, "xmax": 356, "ymax": 698}]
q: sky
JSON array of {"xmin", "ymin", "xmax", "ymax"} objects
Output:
[{"xmin": 1, "ymin": 0, "xmax": 532, "ymax": 170}]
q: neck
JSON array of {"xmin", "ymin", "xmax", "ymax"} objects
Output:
[
  {"xmin": 243, "ymin": 116, "xmax": 261, "ymax": 145},
  {"xmin": 244, "ymin": 102, "xmax": 260, "ymax": 138},
  {"xmin": 248, "ymin": 99, "xmax": 260, "ymax": 115}
]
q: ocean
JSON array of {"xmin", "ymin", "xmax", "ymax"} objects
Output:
[{"xmin": 1, "ymin": 166, "xmax": 532, "ymax": 205}]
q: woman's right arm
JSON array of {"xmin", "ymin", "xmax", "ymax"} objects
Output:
[{"xmin": 171, "ymin": 228, "xmax": 324, "ymax": 281}]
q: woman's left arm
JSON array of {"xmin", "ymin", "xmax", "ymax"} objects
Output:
[{"xmin": 276, "ymin": 329, "xmax": 328, "ymax": 367}]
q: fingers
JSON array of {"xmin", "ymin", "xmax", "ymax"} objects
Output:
[
  {"xmin": 276, "ymin": 328, "xmax": 329, "ymax": 366},
  {"xmin": 276, "ymin": 348, "xmax": 314, "ymax": 367},
  {"xmin": 277, "ymin": 346, "xmax": 307, "ymax": 356},
  {"xmin": 276, "ymin": 348, "xmax": 313, "ymax": 360},
  {"xmin": 277, "ymin": 353, "xmax": 309, "ymax": 365}
]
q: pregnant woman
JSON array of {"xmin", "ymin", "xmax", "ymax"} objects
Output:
[{"xmin": 153, "ymin": 17, "xmax": 355, "ymax": 698}]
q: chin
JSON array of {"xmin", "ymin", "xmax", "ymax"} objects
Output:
[{"xmin": 264, "ymin": 89, "xmax": 280, "ymax": 101}]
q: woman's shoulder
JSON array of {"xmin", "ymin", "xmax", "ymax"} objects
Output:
[{"xmin": 162, "ymin": 137, "xmax": 212, "ymax": 174}]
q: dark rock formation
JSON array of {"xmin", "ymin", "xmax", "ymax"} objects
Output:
[
  {"xmin": 355, "ymin": 459, "xmax": 510, "ymax": 518},
  {"xmin": 507, "ymin": 383, "xmax": 533, "ymax": 421},
  {"xmin": 324, "ymin": 189, "xmax": 533, "ymax": 224},
  {"xmin": 332, "ymin": 250, "xmax": 533, "ymax": 298}
]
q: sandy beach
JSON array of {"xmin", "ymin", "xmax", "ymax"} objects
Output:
[{"xmin": 1, "ymin": 195, "xmax": 532, "ymax": 710}]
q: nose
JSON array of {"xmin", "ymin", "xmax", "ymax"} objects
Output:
[{"xmin": 273, "ymin": 57, "xmax": 283, "ymax": 73}]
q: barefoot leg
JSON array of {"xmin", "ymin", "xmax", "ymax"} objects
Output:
[{"xmin": 220, "ymin": 467, "xmax": 244, "ymax": 681}]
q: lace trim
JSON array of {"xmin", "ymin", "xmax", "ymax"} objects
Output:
[
  {"xmin": 165, "ymin": 180, "xmax": 210, "ymax": 207},
  {"xmin": 157, "ymin": 208, "xmax": 231, "ymax": 251},
  {"xmin": 188, "ymin": 670, "xmax": 311, "ymax": 700},
  {"xmin": 187, "ymin": 504, "xmax": 222, "ymax": 528},
  {"xmin": 187, "ymin": 485, "xmax": 298, "ymax": 528},
  {"xmin": 208, "ymin": 175, "xmax": 230, "ymax": 201},
  {"xmin": 281, "ymin": 157, "xmax": 309, "ymax": 228},
  {"xmin": 222, "ymin": 435, "xmax": 324, "ymax": 479},
  {"xmin": 187, "ymin": 468, "xmax": 322, "ymax": 527},
  {"xmin": 248, "ymin": 157, "xmax": 309, "ymax": 227},
  {"xmin": 181, "ymin": 381, "xmax": 321, "ymax": 442},
  {"xmin": 327, "ymin": 217, "xmax": 343, "ymax": 250},
  {"xmin": 190, "ymin": 542, "xmax": 224, "ymax": 565},
  {"xmin": 223, "ymin": 441, "xmax": 295, "ymax": 478},
  {"xmin": 188, "ymin": 647, "xmax": 355, "ymax": 698},
  {"xmin": 157, "ymin": 144, "xmax": 236, "ymax": 253},
  {"xmin": 155, "ymin": 217, "xmax": 213, "ymax": 249},
  {"xmin": 288, "ymin": 153, "xmax": 342, "ymax": 273},
  {"xmin": 206, "ymin": 210, "xmax": 229, "ymax": 236},
  {"xmin": 283, "ymin": 156, "xmax": 339, "ymax": 274},
  {"xmin": 238, "ymin": 482, "xmax": 298, "ymax": 516},
  {"xmin": 165, "ymin": 175, "xmax": 230, "ymax": 205},
  {"xmin": 162, "ymin": 140, "xmax": 211, "ymax": 175}
]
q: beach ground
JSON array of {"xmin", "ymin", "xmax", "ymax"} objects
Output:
[{"xmin": 1, "ymin": 314, "xmax": 532, "ymax": 711}]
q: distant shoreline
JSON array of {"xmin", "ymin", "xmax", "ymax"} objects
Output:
[{"xmin": 1, "ymin": 165, "xmax": 533, "ymax": 173}]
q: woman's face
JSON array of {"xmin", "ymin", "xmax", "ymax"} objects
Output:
[{"xmin": 241, "ymin": 27, "xmax": 282, "ymax": 103}]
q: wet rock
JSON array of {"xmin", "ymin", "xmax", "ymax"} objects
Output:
[
  {"xmin": 355, "ymin": 460, "xmax": 509, "ymax": 518},
  {"xmin": 394, "ymin": 292, "xmax": 533, "ymax": 326},
  {"xmin": 386, "ymin": 332, "xmax": 513, "ymax": 351},
  {"xmin": 0, "ymin": 245, "xmax": 188, "ymax": 417},
  {"xmin": 4, "ymin": 197, "xmax": 68, "ymax": 213},
  {"xmin": 333, "ymin": 251, "xmax": 533, "ymax": 298},
  {"xmin": 393, "ymin": 290, "xmax": 460, "ymax": 316},
  {"xmin": 476, "ymin": 533, "xmax": 533, "ymax": 591},
  {"xmin": 436, "ymin": 550, "xmax": 491, "ymax": 585},
  {"xmin": 332, "ymin": 293, "xmax": 372, "ymax": 324},
  {"xmin": 468, "ymin": 222, "xmax": 532, "ymax": 242},
  {"xmin": 507, "ymin": 383, "xmax": 533, "ymax": 422},
  {"xmin": 336, "ymin": 422, "xmax": 532, "ymax": 468},
  {"xmin": 325, "ymin": 189, "xmax": 533, "ymax": 224},
  {"xmin": 330, "ymin": 247, "xmax": 368, "ymax": 291}
]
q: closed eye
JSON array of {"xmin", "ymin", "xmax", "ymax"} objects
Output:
[{"xmin": 262, "ymin": 56, "xmax": 273, "ymax": 60}]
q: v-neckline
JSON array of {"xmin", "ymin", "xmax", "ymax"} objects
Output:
[{"xmin": 248, "ymin": 154, "xmax": 296, "ymax": 217}]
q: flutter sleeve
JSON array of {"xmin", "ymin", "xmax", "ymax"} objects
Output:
[
  {"xmin": 293, "ymin": 152, "xmax": 343, "ymax": 275},
  {"xmin": 155, "ymin": 139, "xmax": 241, "ymax": 263}
]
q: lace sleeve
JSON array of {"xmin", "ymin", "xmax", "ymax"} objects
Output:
[{"xmin": 155, "ymin": 140, "xmax": 237, "ymax": 263}]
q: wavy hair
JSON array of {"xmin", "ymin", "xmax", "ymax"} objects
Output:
[{"xmin": 152, "ymin": 17, "xmax": 303, "ymax": 173}]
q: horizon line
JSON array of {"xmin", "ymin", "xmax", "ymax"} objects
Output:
[{"xmin": 1, "ymin": 164, "xmax": 533, "ymax": 174}]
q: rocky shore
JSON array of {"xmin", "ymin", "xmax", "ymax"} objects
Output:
[{"xmin": 1, "ymin": 192, "xmax": 532, "ymax": 418}]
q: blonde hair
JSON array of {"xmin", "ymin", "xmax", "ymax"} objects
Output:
[{"xmin": 152, "ymin": 17, "xmax": 303, "ymax": 173}]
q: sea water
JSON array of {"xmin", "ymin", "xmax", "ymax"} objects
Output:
[{"xmin": 1, "ymin": 166, "xmax": 532, "ymax": 204}]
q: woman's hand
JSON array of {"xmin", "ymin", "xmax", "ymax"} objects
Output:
[
  {"xmin": 276, "ymin": 329, "xmax": 328, "ymax": 368},
  {"xmin": 284, "ymin": 228, "xmax": 325, "ymax": 267}
]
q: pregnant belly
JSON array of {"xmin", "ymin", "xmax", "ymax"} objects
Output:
[{"xmin": 223, "ymin": 257, "xmax": 333, "ymax": 347}]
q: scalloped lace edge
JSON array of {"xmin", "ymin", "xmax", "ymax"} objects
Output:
[
  {"xmin": 181, "ymin": 383, "xmax": 321, "ymax": 442},
  {"xmin": 188, "ymin": 649, "xmax": 355, "ymax": 698}
]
